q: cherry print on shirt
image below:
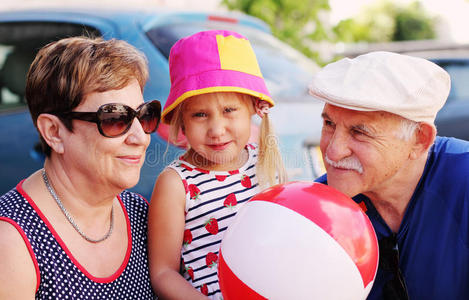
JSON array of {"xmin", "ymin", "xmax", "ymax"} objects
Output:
[
  {"xmin": 182, "ymin": 179, "xmax": 189, "ymax": 194},
  {"xmin": 241, "ymin": 174, "xmax": 252, "ymax": 188},
  {"xmin": 205, "ymin": 218, "xmax": 219, "ymax": 235},
  {"xmin": 201, "ymin": 283, "xmax": 208, "ymax": 295},
  {"xmin": 183, "ymin": 229, "xmax": 193, "ymax": 246},
  {"xmin": 188, "ymin": 184, "xmax": 201, "ymax": 201},
  {"xmin": 224, "ymin": 193, "xmax": 238, "ymax": 208},
  {"xmin": 206, "ymin": 252, "xmax": 218, "ymax": 268},
  {"xmin": 215, "ymin": 175, "xmax": 227, "ymax": 181},
  {"xmin": 186, "ymin": 266, "xmax": 194, "ymax": 281}
]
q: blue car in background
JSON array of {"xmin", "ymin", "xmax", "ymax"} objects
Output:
[
  {"xmin": 0, "ymin": 7, "xmax": 325, "ymax": 198},
  {"xmin": 430, "ymin": 58, "xmax": 469, "ymax": 141}
]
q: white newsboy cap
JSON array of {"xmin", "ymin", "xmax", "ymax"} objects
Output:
[{"xmin": 308, "ymin": 51, "xmax": 451, "ymax": 124}]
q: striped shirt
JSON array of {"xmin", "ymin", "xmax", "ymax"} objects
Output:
[{"xmin": 168, "ymin": 144, "xmax": 260, "ymax": 299}]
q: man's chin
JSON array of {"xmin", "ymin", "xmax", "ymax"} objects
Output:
[{"xmin": 327, "ymin": 178, "xmax": 361, "ymax": 198}]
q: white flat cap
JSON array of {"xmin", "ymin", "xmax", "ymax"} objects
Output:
[{"xmin": 308, "ymin": 51, "xmax": 451, "ymax": 124}]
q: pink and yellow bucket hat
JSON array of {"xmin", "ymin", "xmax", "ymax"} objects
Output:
[{"xmin": 161, "ymin": 30, "xmax": 274, "ymax": 124}]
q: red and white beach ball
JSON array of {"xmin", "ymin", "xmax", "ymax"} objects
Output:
[{"xmin": 218, "ymin": 181, "xmax": 378, "ymax": 300}]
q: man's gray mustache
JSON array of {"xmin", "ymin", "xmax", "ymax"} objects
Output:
[{"xmin": 325, "ymin": 155, "xmax": 364, "ymax": 174}]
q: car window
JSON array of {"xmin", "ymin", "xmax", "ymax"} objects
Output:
[
  {"xmin": 0, "ymin": 22, "xmax": 101, "ymax": 112},
  {"xmin": 435, "ymin": 60, "xmax": 469, "ymax": 103},
  {"xmin": 146, "ymin": 22, "xmax": 318, "ymax": 100}
]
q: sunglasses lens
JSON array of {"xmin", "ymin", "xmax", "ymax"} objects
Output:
[
  {"xmin": 138, "ymin": 102, "xmax": 160, "ymax": 134},
  {"xmin": 99, "ymin": 104, "xmax": 132, "ymax": 137},
  {"xmin": 96, "ymin": 101, "xmax": 160, "ymax": 137}
]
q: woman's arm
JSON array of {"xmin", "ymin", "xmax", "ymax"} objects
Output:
[
  {"xmin": 148, "ymin": 168, "xmax": 209, "ymax": 300},
  {"xmin": 0, "ymin": 220, "xmax": 36, "ymax": 299}
]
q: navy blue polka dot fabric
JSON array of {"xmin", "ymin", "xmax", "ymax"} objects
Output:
[{"xmin": 0, "ymin": 184, "xmax": 155, "ymax": 299}]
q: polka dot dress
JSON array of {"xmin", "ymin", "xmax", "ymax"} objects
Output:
[{"xmin": 0, "ymin": 182, "xmax": 155, "ymax": 299}]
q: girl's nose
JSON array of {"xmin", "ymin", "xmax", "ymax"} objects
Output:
[{"xmin": 207, "ymin": 116, "xmax": 227, "ymax": 138}]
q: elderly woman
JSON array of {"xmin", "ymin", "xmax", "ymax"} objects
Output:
[{"xmin": 0, "ymin": 37, "xmax": 160, "ymax": 299}]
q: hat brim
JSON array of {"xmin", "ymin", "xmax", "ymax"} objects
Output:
[{"xmin": 162, "ymin": 69, "xmax": 274, "ymax": 124}]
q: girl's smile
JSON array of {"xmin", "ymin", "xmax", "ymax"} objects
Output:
[
  {"xmin": 207, "ymin": 141, "xmax": 232, "ymax": 151},
  {"xmin": 181, "ymin": 92, "xmax": 253, "ymax": 171}
]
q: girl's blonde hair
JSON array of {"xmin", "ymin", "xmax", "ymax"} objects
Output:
[{"xmin": 168, "ymin": 92, "xmax": 287, "ymax": 188}]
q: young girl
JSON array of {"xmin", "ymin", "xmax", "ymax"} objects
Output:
[{"xmin": 148, "ymin": 30, "xmax": 286, "ymax": 300}]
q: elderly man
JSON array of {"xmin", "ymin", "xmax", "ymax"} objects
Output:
[{"xmin": 310, "ymin": 51, "xmax": 469, "ymax": 300}]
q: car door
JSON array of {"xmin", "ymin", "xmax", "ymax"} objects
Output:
[
  {"xmin": 433, "ymin": 59, "xmax": 469, "ymax": 141},
  {"xmin": 0, "ymin": 18, "xmax": 107, "ymax": 194}
]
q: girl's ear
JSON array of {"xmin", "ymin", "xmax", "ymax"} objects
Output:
[
  {"xmin": 409, "ymin": 122, "xmax": 436, "ymax": 159},
  {"xmin": 36, "ymin": 114, "xmax": 66, "ymax": 154}
]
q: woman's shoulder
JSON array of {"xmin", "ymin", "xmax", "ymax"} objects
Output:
[
  {"xmin": 119, "ymin": 190, "xmax": 149, "ymax": 208},
  {"xmin": 0, "ymin": 185, "xmax": 26, "ymax": 216}
]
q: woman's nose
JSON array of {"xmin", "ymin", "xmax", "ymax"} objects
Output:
[{"xmin": 125, "ymin": 118, "xmax": 151, "ymax": 147}]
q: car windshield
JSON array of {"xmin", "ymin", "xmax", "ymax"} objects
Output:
[
  {"xmin": 146, "ymin": 22, "xmax": 318, "ymax": 101},
  {"xmin": 435, "ymin": 60, "xmax": 469, "ymax": 102}
]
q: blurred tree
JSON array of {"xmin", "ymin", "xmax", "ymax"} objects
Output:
[
  {"xmin": 334, "ymin": 0, "xmax": 435, "ymax": 43},
  {"xmin": 221, "ymin": 0, "xmax": 331, "ymax": 63},
  {"xmin": 393, "ymin": 2, "xmax": 435, "ymax": 40}
]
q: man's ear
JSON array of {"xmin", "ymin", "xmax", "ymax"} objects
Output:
[
  {"xmin": 36, "ymin": 114, "xmax": 66, "ymax": 154},
  {"xmin": 410, "ymin": 123, "xmax": 436, "ymax": 159}
]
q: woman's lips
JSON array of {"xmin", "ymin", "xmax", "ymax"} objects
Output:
[{"xmin": 118, "ymin": 155, "xmax": 142, "ymax": 164}]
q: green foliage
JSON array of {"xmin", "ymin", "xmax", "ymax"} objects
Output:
[
  {"xmin": 393, "ymin": 2, "xmax": 435, "ymax": 40},
  {"xmin": 333, "ymin": 0, "xmax": 435, "ymax": 43},
  {"xmin": 221, "ymin": 0, "xmax": 435, "ymax": 63},
  {"xmin": 221, "ymin": 0, "xmax": 331, "ymax": 63}
]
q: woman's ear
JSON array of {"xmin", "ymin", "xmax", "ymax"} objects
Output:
[
  {"xmin": 410, "ymin": 123, "xmax": 436, "ymax": 159},
  {"xmin": 36, "ymin": 114, "xmax": 66, "ymax": 154}
]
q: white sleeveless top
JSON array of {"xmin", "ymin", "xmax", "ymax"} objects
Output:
[{"xmin": 167, "ymin": 143, "xmax": 260, "ymax": 299}]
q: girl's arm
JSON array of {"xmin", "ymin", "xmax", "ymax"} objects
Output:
[{"xmin": 148, "ymin": 168, "xmax": 209, "ymax": 300}]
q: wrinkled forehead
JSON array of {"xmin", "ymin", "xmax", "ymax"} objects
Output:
[{"xmin": 322, "ymin": 103, "xmax": 404, "ymax": 129}]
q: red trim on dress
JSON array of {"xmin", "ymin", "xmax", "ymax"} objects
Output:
[
  {"xmin": 0, "ymin": 215, "xmax": 41, "ymax": 292},
  {"xmin": 16, "ymin": 181, "xmax": 133, "ymax": 284}
]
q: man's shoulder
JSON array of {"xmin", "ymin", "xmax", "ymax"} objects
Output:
[
  {"xmin": 420, "ymin": 137, "xmax": 469, "ymax": 205},
  {"xmin": 430, "ymin": 136, "xmax": 469, "ymax": 173},
  {"xmin": 433, "ymin": 136, "xmax": 469, "ymax": 155}
]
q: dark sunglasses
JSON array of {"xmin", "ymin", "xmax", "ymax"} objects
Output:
[
  {"xmin": 378, "ymin": 234, "xmax": 409, "ymax": 300},
  {"xmin": 55, "ymin": 100, "xmax": 161, "ymax": 138}
]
